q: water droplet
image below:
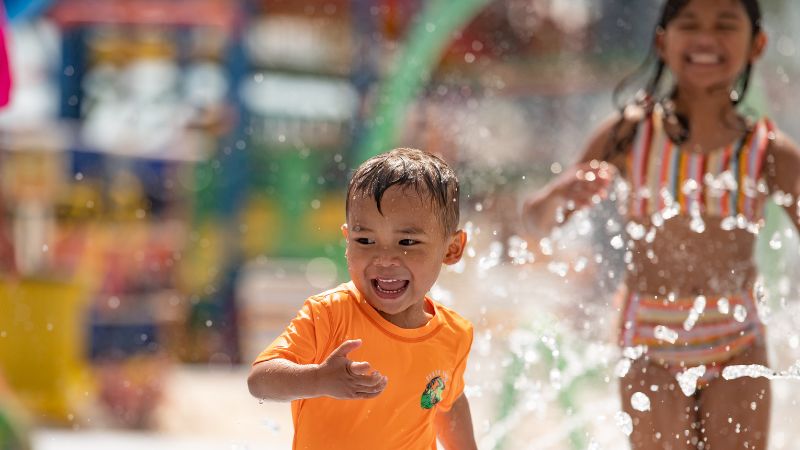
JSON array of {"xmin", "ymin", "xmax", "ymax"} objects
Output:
[
  {"xmin": 631, "ymin": 392, "xmax": 651, "ymax": 412},
  {"xmin": 720, "ymin": 216, "xmax": 737, "ymax": 231},
  {"xmin": 615, "ymin": 358, "xmax": 632, "ymax": 378},
  {"xmin": 610, "ymin": 235, "xmax": 624, "ymax": 249},
  {"xmin": 683, "ymin": 296, "xmax": 706, "ymax": 331},
  {"xmin": 626, "ymin": 222, "xmax": 646, "ymax": 240},
  {"xmin": 654, "ymin": 325, "xmax": 678, "ymax": 344},
  {"xmin": 676, "ymin": 365, "xmax": 706, "ymax": 396},
  {"xmin": 722, "ymin": 364, "xmax": 774, "ymax": 381},
  {"xmin": 717, "ymin": 297, "xmax": 730, "ymax": 314},
  {"xmin": 622, "ymin": 346, "xmax": 646, "ymax": 360},
  {"xmin": 769, "ymin": 232, "xmax": 783, "ymax": 250},
  {"xmin": 733, "ymin": 305, "xmax": 748, "ymax": 322},
  {"xmin": 689, "ymin": 216, "xmax": 705, "ymax": 233},
  {"xmin": 615, "ymin": 411, "xmax": 633, "ymax": 436}
]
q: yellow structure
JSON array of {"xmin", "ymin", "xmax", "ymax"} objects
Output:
[{"xmin": 0, "ymin": 279, "xmax": 91, "ymax": 423}]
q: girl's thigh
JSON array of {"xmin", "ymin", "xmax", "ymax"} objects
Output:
[
  {"xmin": 620, "ymin": 359, "xmax": 700, "ymax": 450},
  {"xmin": 699, "ymin": 343, "xmax": 770, "ymax": 450}
]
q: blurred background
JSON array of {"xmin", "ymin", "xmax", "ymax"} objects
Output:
[{"xmin": 1, "ymin": 0, "xmax": 800, "ymax": 449}]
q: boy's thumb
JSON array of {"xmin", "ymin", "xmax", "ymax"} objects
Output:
[{"xmin": 330, "ymin": 339, "xmax": 362, "ymax": 358}]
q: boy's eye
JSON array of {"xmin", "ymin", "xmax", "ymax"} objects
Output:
[
  {"xmin": 399, "ymin": 239, "xmax": 419, "ymax": 246},
  {"xmin": 355, "ymin": 237, "xmax": 374, "ymax": 245}
]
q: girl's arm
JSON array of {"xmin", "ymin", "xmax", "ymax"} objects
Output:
[
  {"xmin": 435, "ymin": 393, "xmax": 477, "ymax": 450},
  {"xmin": 521, "ymin": 114, "xmax": 632, "ymax": 242},
  {"xmin": 766, "ymin": 131, "xmax": 800, "ymax": 232}
]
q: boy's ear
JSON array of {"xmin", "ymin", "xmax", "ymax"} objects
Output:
[
  {"xmin": 443, "ymin": 230, "xmax": 467, "ymax": 265},
  {"xmin": 750, "ymin": 31, "xmax": 767, "ymax": 62},
  {"xmin": 341, "ymin": 223, "xmax": 349, "ymax": 241}
]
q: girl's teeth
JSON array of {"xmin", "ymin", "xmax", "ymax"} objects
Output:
[{"xmin": 689, "ymin": 53, "xmax": 720, "ymax": 64}]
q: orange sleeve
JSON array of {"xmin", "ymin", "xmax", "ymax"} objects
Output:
[
  {"xmin": 438, "ymin": 324, "xmax": 474, "ymax": 412},
  {"xmin": 252, "ymin": 297, "xmax": 332, "ymax": 365}
]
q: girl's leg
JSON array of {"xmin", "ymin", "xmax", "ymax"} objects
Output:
[
  {"xmin": 620, "ymin": 359, "xmax": 700, "ymax": 450},
  {"xmin": 698, "ymin": 343, "xmax": 770, "ymax": 450}
]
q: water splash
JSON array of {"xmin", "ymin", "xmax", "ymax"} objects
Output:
[
  {"xmin": 733, "ymin": 304, "xmax": 748, "ymax": 323},
  {"xmin": 722, "ymin": 361, "xmax": 800, "ymax": 381},
  {"xmin": 614, "ymin": 358, "xmax": 632, "ymax": 378},
  {"xmin": 630, "ymin": 392, "xmax": 650, "ymax": 412},
  {"xmin": 682, "ymin": 296, "xmax": 706, "ymax": 331},
  {"xmin": 717, "ymin": 297, "xmax": 730, "ymax": 315},
  {"xmin": 625, "ymin": 222, "xmax": 645, "ymax": 240},
  {"xmin": 615, "ymin": 411, "xmax": 633, "ymax": 436},
  {"xmin": 653, "ymin": 325, "xmax": 678, "ymax": 344},
  {"xmin": 676, "ymin": 365, "xmax": 706, "ymax": 396}
]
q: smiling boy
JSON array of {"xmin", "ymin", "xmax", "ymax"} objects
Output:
[{"xmin": 247, "ymin": 148, "xmax": 477, "ymax": 450}]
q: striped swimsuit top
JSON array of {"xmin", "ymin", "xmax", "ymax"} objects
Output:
[{"xmin": 626, "ymin": 105, "xmax": 774, "ymax": 224}]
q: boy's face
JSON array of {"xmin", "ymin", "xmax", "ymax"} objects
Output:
[{"xmin": 343, "ymin": 185, "xmax": 466, "ymax": 328}]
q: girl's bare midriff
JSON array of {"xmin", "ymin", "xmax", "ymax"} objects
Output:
[{"xmin": 625, "ymin": 215, "xmax": 759, "ymax": 297}]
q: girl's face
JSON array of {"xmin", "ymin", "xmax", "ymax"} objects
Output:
[{"xmin": 657, "ymin": 0, "xmax": 766, "ymax": 94}]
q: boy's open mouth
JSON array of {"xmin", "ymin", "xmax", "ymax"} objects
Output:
[{"xmin": 372, "ymin": 278, "xmax": 409, "ymax": 299}]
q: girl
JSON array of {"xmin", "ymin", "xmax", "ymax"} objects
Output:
[{"xmin": 522, "ymin": 1, "xmax": 800, "ymax": 449}]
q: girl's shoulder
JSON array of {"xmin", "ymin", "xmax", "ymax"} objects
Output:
[
  {"xmin": 765, "ymin": 123, "xmax": 800, "ymax": 161},
  {"xmin": 582, "ymin": 105, "xmax": 650, "ymax": 169}
]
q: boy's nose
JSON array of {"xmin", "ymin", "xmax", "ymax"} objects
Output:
[{"xmin": 373, "ymin": 249, "xmax": 400, "ymax": 266}]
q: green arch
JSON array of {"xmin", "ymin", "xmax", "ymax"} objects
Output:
[{"xmin": 356, "ymin": 0, "xmax": 490, "ymax": 162}]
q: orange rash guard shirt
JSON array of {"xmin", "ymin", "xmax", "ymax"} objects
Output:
[{"xmin": 253, "ymin": 282, "xmax": 474, "ymax": 450}]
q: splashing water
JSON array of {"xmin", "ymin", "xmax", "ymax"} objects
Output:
[
  {"xmin": 676, "ymin": 365, "xmax": 706, "ymax": 396},
  {"xmin": 717, "ymin": 297, "xmax": 730, "ymax": 315},
  {"xmin": 630, "ymin": 392, "xmax": 651, "ymax": 412},
  {"xmin": 689, "ymin": 216, "xmax": 706, "ymax": 234},
  {"xmin": 625, "ymin": 222, "xmax": 646, "ymax": 240},
  {"xmin": 614, "ymin": 358, "xmax": 632, "ymax": 378},
  {"xmin": 769, "ymin": 232, "xmax": 783, "ymax": 250},
  {"xmin": 615, "ymin": 411, "xmax": 633, "ymax": 436},
  {"xmin": 723, "ymin": 361, "xmax": 800, "ymax": 381},
  {"xmin": 733, "ymin": 304, "xmax": 748, "ymax": 323},
  {"xmin": 653, "ymin": 325, "xmax": 678, "ymax": 344},
  {"xmin": 683, "ymin": 296, "xmax": 706, "ymax": 331},
  {"xmin": 622, "ymin": 345, "xmax": 647, "ymax": 360},
  {"xmin": 720, "ymin": 216, "xmax": 737, "ymax": 231}
]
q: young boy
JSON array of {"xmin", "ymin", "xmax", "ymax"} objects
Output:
[{"xmin": 248, "ymin": 148, "xmax": 477, "ymax": 450}]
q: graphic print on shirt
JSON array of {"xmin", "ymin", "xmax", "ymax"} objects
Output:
[{"xmin": 420, "ymin": 370, "xmax": 450, "ymax": 409}]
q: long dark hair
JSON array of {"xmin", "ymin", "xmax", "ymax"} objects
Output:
[{"xmin": 606, "ymin": 0, "xmax": 763, "ymax": 158}]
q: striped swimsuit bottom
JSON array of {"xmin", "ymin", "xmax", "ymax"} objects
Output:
[{"xmin": 619, "ymin": 289, "xmax": 764, "ymax": 384}]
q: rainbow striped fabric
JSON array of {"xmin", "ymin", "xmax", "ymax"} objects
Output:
[
  {"xmin": 626, "ymin": 105, "xmax": 774, "ymax": 222},
  {"xmin": 619, "ymin": 290, "xmax": 764, "ymax": 384}
]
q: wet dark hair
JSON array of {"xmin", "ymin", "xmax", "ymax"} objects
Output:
[
  {"xmin": 607, "ymin": 0, "xmax": 763, "ymax": 157},
  {"xmin": 346, "ymin": 148, "xmax": 460, "ymax": 235}
]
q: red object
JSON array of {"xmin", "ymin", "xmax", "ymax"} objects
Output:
[
  {"xmin": 49, "ymin": 0, "xmax": 238, "ymax": 31},
  {"xmin": 0, "ymin": 3, "xmax": 11, "ymax": 107}
]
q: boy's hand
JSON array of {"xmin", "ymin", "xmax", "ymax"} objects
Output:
[{"xmin": 316, "ymin": 339, "xmax": 388, "ymax": 400}]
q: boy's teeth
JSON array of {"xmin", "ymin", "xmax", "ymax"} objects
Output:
[{"xmin": 375, "ymin": 278, "xmax": 407, "ymax": 292}]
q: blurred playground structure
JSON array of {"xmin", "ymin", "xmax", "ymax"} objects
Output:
[{"xmin": 0, "ymin": 1, "xmax": 800, "ymax": 449}]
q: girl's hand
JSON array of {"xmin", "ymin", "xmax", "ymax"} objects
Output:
[
  {"xmin": 552, "ymin": 161, "xmax": 617, "ymax": 212},
  {"xmin": 315, "ymin": 339, "xmax": 388, "ymax": 400}
]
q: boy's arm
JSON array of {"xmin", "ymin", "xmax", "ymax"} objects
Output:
[
  {"xmin": 247, "ymin": 339, "xmax": 388, "ymax": 402},
  {"xmin": 247, "ymin": 358, "xmax": 322, "ymax": 402},
  {"xmin": 435, "ymin": 393, "xmax": 477, "ymax": 450}
]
